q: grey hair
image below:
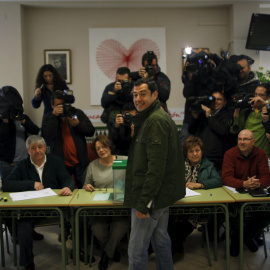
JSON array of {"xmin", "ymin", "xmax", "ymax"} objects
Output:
[{"xmin": 26, "ymin": 135, "xmax": 46, "ymax": 149}]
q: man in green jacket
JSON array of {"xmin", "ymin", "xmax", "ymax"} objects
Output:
[{"xmin": 124, "ymin": 78, "xmax": 185, "ymax": 270}]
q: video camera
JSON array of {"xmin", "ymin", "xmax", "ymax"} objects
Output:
[
  {"xmin": 231, "ymin": 92, "xmax": 254, "ymax": 109},
  {"xmin": 145, "ymin": 51, "xmax": 155, "ymax": 77},
  {"xmin": 0, "ymin": 86, "xmax": 25, "ymax": 121},
  {"xmin": 188, "ymin": 95, "xmax": 216, "ymax": 114}
]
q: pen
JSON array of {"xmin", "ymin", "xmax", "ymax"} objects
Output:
[
  {"xmin": 0, "ymin": 198, "xmax": 3, "ymax": 202},
  {"xmin": 77, "ymin": 194, "xmax": 79, "ymax": 199}
]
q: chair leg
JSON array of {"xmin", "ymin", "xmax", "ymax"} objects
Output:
[
  {"xmin": 262, "ymin": 230, "xmax": 268, "ymax": 258},
  {"xmin": 83, "ymin": 216, "xmax": 88, "ymax": 264},
  {"xmin": 89, "ymin": 232, "xmax": 94, "ymax": 267},
  {"xmin": 202, "ymin": 223, "xmax": 212, "ymax": 266},
  {"xmin": 1, "ymin": 219, "xmax": 6, "ymax": 267},
  {"xmin": 4, "ymin": 222, "xmax": 10, "ymax": 254}
]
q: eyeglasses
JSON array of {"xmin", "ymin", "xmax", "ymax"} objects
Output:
[
  {"xmin": 254, "ymin": 93, "xmax": 266, "ymax": 97},
  {"xmin": 237, "ymin": 138, "xmax": 254, "ymax": 142}
]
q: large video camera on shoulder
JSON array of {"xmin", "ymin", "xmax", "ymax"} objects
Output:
[
  {"xmin": 61, "ymin": 90, "xmax": 76, "ymax": 118},
  {"xmin": 188, "ymin": 95, "xmax": 216, "ymax": 114},
  {"xmin": 0, "ymin": 86, "xmax": 25, "ymax": 121}
]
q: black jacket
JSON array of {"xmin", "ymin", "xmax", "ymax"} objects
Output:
[
  {"xmin": 3, "ymin": 154, "xmax": 75, "ymax": 192},
  {"xmin": 0, "ymin": 115, "xmax": 39, "ymax": 163},
  {"xmin": 189, "ymin": 107, "xmax": 233, "ymax": 170},
  {"xmin": 42, "ymin": 108, "xmax": 95, "ymax": 168}
]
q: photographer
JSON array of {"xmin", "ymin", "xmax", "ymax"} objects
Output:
[
  {"xmin": 0, "ymin": 86, "xmax": 40, "ymax": 181},
  {"xmin": 42, "ymin": 91, "xmax": 95, "ymax": 188},
  {"xmin": 101, "ymin": 67, "xmax": 133, "ymax": 130},
  {"xmin": 229, "ymin": 54, "xmax": 259, "ymax": 95},
  {"xmin": 179, "ymin": 49, "xmax": 220, "ymax": 143},
  {"xmin": 230, "ymin": 83, "xmax": 270, "ymax": 158},
  {"xmin": 188, "ymin": 90, "xmax": 233, "ymax": 171},
  {"xmin": 109, "ymin": 102, "xmax": 137, "ymax": 155},
  {"xmin": 130, "ymin": 51, "xmax": 171, "ymax": 103}
]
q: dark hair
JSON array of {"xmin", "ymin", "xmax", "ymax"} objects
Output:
[
  {"xmin": 122, "ymin": 102, "xmax": 136, "ymax": 112},
  {"xmin": 91, "ymin": 135, "xmax": 115, "ymax": 156},
  {"xmin": 183, "ymin": 136, "xmax": 204, "ymax": 158},
  {"xmin": 116, "ymin": 67, "xmax": 130, "ymax": 77},
  {"xmin": 133, "ymin": 78, "xmax": 158, "ymax": 94},
  {"xmin": 35, "ymin": 64, "xmax": 66, "ymax": 89},
  {"xmin": 141, "ymin": 52, "xmax": 158, "ymax": 66},
  {"xmin": 160, "ymin": 101, "xmax": 169, "ymax": 114},
  {"xmin": 257, "ymin": 83, "xmax": 270, "ymax": 96},
  {"xmin": 51, "ymin": 91, "xmax": 64, "ymax": 105},
  {"xmin": 212, "ymin": 90, "xmax": 226, "ymax": 101}
]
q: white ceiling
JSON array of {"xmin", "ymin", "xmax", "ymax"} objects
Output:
[{"xmin": 0, "ymin": 0, "xmax": 267, "ymax": 9}]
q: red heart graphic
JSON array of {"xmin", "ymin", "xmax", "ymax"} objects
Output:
[{"xmin": 96, "ymin": 39, "xmax": 160, "ymax": 80}]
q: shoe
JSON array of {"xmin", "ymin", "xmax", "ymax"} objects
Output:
[
  {"xmin": 230, "ymin": 236, "xmax": 239, "ymax": 257},
  {"xmin": 113, "ymin": 249, "xmax": 121, "ymax": 262},
  {"xmin": 24, "ymin": 262, "xmax": 35, "ymax": 270},
  {"xmin": 98, "ymin": 251, "xmax": 109, "ymax": 270},
  {"xmin": 33, "ymin": 229, "xmax": 44, "ymax": 241},
  {"xmin": 254, "ymin": 232, "xmax": 264, "ymax": 246},
  {"xmin": 245, "ymin": 239, "xmax": 258, "ymax": 253},
  {"xmin": 70, "ymin": 249, "xmax": 96, "ymax": 263},
  {"xmin": 58, "ymin": 228, "xmax": 70, "ymax": 242}
]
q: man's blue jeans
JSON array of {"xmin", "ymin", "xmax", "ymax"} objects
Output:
[{"xmin": 128, "ymin": 207, "xmax": 173, "ymax": 270}]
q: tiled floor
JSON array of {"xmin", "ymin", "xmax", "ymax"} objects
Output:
[{"xmin": 1, "ymin": 225, "xmax": 270, "ymax": 270}]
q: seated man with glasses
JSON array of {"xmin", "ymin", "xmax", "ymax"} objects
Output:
[
  {"xmin": 230, "ymin": 83, "xmax": 270, "ymax": 158},
  {"xmin": 222, "ymin": 129, "xmax": 270, "ymax": 257}
]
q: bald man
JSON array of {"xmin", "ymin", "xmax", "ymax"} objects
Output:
[{"xmin": 222, "ymin": 129, "xmax": 270, "ymax": 257}]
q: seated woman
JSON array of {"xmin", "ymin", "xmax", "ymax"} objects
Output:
[
  {"xmin": 168, "ymin": 136, "xmax": 222, "ymax": 259},
  {"xmin": 84, "ymin": 135, "xmax": 129, "ymax": 270}
]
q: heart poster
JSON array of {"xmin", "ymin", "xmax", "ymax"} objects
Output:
[{"xmin": 89, "ymin": 28, "xmax": 166, "ymax": 105}]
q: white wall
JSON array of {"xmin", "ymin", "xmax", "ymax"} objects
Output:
[
  {"xmin": 0, "ymin": 3, "xmax": 24, "ymax": 96},
  {"xmin": 0, "ymin": 2, "xmax": 266, "ymax": 128},
  {"xmin": 22, "ymin": 6, "xmax": 229, "ymax": 127}
]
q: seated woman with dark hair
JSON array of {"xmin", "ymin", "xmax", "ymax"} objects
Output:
[
  {"xmin": 84, "ymin": 135, "xmax": 129, "ymax": 270},
  {"xmin": 169, "ymin": 136, "xmax": 222, "ymax": 260}
]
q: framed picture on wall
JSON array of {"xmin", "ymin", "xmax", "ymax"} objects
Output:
[{"xmin": 44, "ymin": 49, "xmax": 72, "ymax": 84}]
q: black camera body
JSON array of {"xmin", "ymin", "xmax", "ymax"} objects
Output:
[
  {"xmin": 188, "ymin": 95, "xmax": 216, "ymax": 114},
  {"xmin": 120, "ymin": 80, "xmax": 133, "ymax": 96},
  {"xmin": 145, "ymin": 51, "xmax": 155, "ymax": 77},
  {"xmin": 122, "ymin": 112, "xmax": 133, "ymax": 126},
  {"xmin": 61, "ymin": 90, "xmax": 76, "ymax": 117},
  {"xmin": 231, "ymin": 92, "xmax": 254, "ymax": 109}
]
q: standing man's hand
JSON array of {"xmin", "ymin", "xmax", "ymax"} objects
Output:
[{"xmin": 136, "ymin": 210, "xmax": 150, "ymax": 219}]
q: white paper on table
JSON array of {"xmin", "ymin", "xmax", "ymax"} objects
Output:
[
  {"xmin": 9, "ymin": 188, "xmax": 58, "ymax": 202},
  {"xmin": 185, "ymin": 187, "xmax": 201, "ymax": 197},
  {"xmin": 92, "ymin": 193, "xmax": 111, "ymax": 201},
  {"xmin": 224, "ymin": 186, "xmax": 238, "ymax": 193}
]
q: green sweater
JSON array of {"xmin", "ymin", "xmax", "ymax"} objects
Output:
[{"xmin": 230, "ymin": 108, "xmax": 270, "ymax": 157}]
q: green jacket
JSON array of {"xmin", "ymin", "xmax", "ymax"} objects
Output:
[
  {"xmin": 198, "ymin": 156, "xmax": 222, "ymax": 189},
  {"xmin": 124, "ymin": 100, "xmax": 186, "ymax": 214}
]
